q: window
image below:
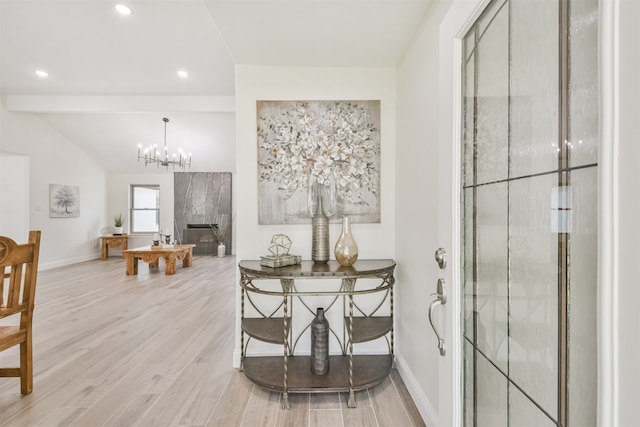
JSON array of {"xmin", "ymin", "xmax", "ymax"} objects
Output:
[{"xmin": 130, "ymin": 185, "xmax": 160, "ymax": 233}]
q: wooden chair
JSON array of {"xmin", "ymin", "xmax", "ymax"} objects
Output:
[{"xmin": 0, "ymin": 230, "xmax": 41, "ymax": 395}]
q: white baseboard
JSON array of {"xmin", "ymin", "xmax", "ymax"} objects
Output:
[
  {"xmin": 39, "ymin": 253, "xmax": 101, "ymax": 271},
  {"xmin": 232, "ymin": 348, "xmax": 242, "ymax": 369},
  {"xmin": 395, "ymin": 353, "xmax": 440, "ymax": 427}
]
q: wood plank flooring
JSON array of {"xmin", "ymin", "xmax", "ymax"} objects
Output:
[{"xmin": 0, "ymin": 256, "xmax": 425, "ymax": 426}]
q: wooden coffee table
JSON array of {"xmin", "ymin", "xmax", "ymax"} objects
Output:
[{"xmin": 122, "ymin": 244, "xmax": 196, "ymax": 276}]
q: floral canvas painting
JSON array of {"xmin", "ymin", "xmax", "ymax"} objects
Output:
[
  {"xmin": 49, "ymin": 184, "xmax": 79, "ymax": 218},
  {"xmin": 257, "ymin": 100, "xmax": 381, "ymax": 224}
]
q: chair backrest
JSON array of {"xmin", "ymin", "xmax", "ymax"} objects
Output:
[{"xmin": 0, "ymin": 231, "xmax": 41, "ymax": 326}]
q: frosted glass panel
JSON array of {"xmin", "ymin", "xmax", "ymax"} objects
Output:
[
  {"xmin": 475, "ymin": 4, "xmax": 509, "ymax": 184},
  {"xmin": 510, "ymin": 0, "xmax": 559, "ymax": 177},
  {"xmin": 463, "ymin": 184, "xmax": 509, "ymax": 368},
  {"xmin": 509, "ymin": 174, "xmax": 558, "ymax": 416},
  {"xmin": 476, "ymin": 183, "xmax": 509, "ymax": 370},
  {"xmin": 509, "ymin": 386, "xmax": 557, "ymax": 427},
  {"xmin": 476, "ymin": 352, "xmax": 507, "ymax": 427},
  {"xmin": 462, "ymin": 43, "xmax": 476, "ymax": 187},
  {"xmin": 569, "ymin": 0, "xmax": 598, "ymax": 167},
  {"xmin": 568, "ymin": 168, "xmax": 597, "ymax": 426}
]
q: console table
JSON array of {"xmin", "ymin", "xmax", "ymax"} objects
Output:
[
  {"xmin": 238, "ymin": 259, "xmax": 396, "ymax": 409},
  {"xmin": 100, "ymin": 234, "xmax": 128, "ymax": 260}
]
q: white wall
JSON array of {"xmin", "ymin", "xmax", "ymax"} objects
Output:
[
  {"xmin": 396, "ymin": 2, "xmax": 451, "ymax": 425},
  {"xmin": 0, "ymin": 152, "xmax": 29, "ymax": 241},
  {"xmin": 0, "ymin": 104, "xmax": 107, "ymax": 269},
  {"xmin": 396, "ymin": 1, "xmax": 458, "ymax": 425},
  {"xmin": 234, "ymin": 66, "xmax": 397, "ymax": 364}
]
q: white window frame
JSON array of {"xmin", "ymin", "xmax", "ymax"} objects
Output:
[{"xmin": 130, "ymin": 184, "xmax": 160, "ymax": 234}]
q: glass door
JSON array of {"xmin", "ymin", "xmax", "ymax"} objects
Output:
[{"xmin": 461, "ymin": 0, "xmax": 598, "ymax": 425}]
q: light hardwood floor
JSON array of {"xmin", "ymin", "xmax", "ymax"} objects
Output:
[{"xmin": 0, "ymin": 255, "xmax": 425, "ymax": 426}]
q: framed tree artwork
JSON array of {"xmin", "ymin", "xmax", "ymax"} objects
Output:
[{"xmin": 49, "ymin": 184, "xmax": 79, "ymax": 218}]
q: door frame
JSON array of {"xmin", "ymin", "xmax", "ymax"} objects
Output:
[
  {"xmin": 437, "ymin": 0, "xmax": 491, "ymax": 426},
  {"xmin": 598, "ymin": 0, "xmax": 616, "ymax": 425}
]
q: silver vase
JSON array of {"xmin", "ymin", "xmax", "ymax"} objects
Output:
[
  {"xmin": 311, "ymin": 198, "xmax": 330, "ymax": 264},
  {"xmin": 311, "ymin": 307, "xmax": 329, "ymax": 375}
]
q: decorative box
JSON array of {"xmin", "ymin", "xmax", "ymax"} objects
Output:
[{"xmin": 260, "ymin": 254, "xmax": 302, "ymax": 268}]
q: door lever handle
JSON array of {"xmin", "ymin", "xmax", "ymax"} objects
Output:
[{"xmin": 428, "ymin": 278, "xmax": 446, "ymax": 356}]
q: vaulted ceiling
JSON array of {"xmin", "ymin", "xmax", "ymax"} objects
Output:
[{"xmin": 0, "ymin": 0, "xmax": 432, "ymax": 173}]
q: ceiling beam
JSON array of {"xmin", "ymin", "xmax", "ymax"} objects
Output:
[{"xmin": 5, "ymin": 96, "xmax": 236, "ymax": 113}]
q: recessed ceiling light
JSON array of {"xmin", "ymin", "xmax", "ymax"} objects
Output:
[
  {"xmin": 177, "ymin": 70, "xmax": 189, "ymax": 78},
  {"xmin": 115, "ymin": 4, "xmax": 132, "ymax": 15},
  {"xmin": 35, "ymin": 70, "xmax": 49, "ymax": 78}
]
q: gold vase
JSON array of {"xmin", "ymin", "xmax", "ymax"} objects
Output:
[{"xmin": 334, "ymin": 216, "xmax": 358, "ymax": 266}]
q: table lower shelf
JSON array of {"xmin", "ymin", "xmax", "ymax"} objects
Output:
[{"xmin": 241, "ymin": 354, "xmax": 393, "ymax": 393}]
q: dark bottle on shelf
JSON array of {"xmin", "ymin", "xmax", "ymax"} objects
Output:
[{"xmin": 311, "ymin": 308, "xmax": 329, "ymax": 375}]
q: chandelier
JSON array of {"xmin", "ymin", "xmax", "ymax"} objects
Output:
[{"xmin": 137, "ymin": 117, "xmax": 191, "ymax": 170}]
